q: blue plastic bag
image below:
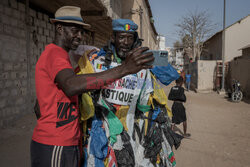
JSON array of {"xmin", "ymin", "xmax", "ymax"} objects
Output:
[
  {"xmin": 150, "ymin": 64, "xmax": 180, "ymax": 86},
  {"xmin": 89, "ymin": 116, "xmax": 108, "ymax": 167},
  {"xmin": 150, "ymin": 107, "xmax": 161, "ymax": 127}
]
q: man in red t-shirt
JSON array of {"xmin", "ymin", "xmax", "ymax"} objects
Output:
[{"xmin": 31, "ymin": 6, "xmax": 154, "ymax": 167}]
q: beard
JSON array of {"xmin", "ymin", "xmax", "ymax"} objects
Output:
[
  {"xmin": 117, "ymin": 50, "xmax": 126, "ymax": 60},
  {"xmin": 70, "ymin": 40, "xmax": 80, "ymax": 50},
  {"xmin": 116, "ymin": 47, "xmax": 132, "ymax": 60},
  {"xmin": 67, "ymin": 36, "xmax": 81, "ymax": 50},
  {"xmin": 70, "ymin": 44, "xmax": 79, "ymax": 50}
]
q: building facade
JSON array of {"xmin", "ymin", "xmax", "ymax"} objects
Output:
[
  {"xmin": 199, "ymin": 15, "xmax": 250, "ymax": 95},
  {"xmin": 201, "ymin": 15, "xmax": 250, "ymax": 62},
  {"xmin": 121, "ymin": 0, "xmax": 158, "ymax": 50},
  {"xmin": 175, "ymin": 48, "xmax": 184, "ymax": 70},
  {"xmin": 157, "ymin": 35, "xmax": 166, "ymax": 50},
  {"xmin": 166, "ymin": 47, "xmax": 174, "ymax": 65}
]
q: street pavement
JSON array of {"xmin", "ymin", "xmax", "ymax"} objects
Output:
[
  {"xmin": 164, "ymin": 86, "xmax": 250, "ymax": 167},
  {"xmin": 0, "ymin": 86, "xmax": 249, "ymax": 167}
]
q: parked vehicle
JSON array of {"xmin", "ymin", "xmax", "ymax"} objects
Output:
[{"xmin": 230, "ymin": 79, "xmax": 243, "ymax": 102}]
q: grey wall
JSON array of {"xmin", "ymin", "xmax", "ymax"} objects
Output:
[
  {"xmin": 228, "ymin": 58, "xmax": 250, "ymax": 98},
  {"xmin": 188, "ymin": 60, "xmax": 217, "ymax": 91},
  {"xmin": 0, "ymin": 0, "xmax": 54, "ymax": 127}
]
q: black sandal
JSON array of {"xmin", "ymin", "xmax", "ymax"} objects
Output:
[{"xmin": 183, "ymin": 133, "xmax": 191, "ymax": 138}]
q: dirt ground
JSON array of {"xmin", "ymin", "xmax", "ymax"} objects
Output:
[
  {"xmin": 0, "ymin": 86, "xmax": 249, "ymax": 167},
  {"xmin": 164, "ymin": 86, "xmax": 250, "ymax": 167}
]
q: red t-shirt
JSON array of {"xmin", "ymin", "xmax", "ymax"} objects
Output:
[{"xmin": 33, "ymin": 44, "xmax": 80, "ymax": 146}]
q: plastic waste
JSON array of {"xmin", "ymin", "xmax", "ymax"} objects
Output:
[
  {"xmin": 143, "ymin": 123, "xmax": 163, "ymax": 164},
  {"xmin": 150, "ymin": 64, "xmax": 180, "ymax": 86},
  {"xmin": 97, "ymin": 97, "xmax": 124, "ymax": 145},
  {"xmin": 162, "ymin": 125, "xmax": 183, "ymax": 150},
  {"xmin": 114, "ymin": 131, "xmax": 135, "ymax": 167},
  {"xmin": 89, "ymin": 116, "xmax": 108, "ymax": 167}
]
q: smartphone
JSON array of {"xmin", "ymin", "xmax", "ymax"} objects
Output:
[{"xmin": 144, "ymin": 50, "xmax": 169, "ymax": 66}]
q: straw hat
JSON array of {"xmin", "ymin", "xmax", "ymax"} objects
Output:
[{"xmin": 50, "ymin": 6, "xmax": 90, "ymax": 28}]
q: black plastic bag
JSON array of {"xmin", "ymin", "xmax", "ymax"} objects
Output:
[
  {"xmin": 162, "ymin": 125, "xmax": 183, "ymax": 150},
  {"xmin": 114, "ymin": 131, "xmax": 135, "ymax": 167},
  {"xmin": 143, "ymin": 123, "xmax": 163, "ymax": 164}
]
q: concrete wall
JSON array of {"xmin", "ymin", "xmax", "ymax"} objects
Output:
[
  {"xmin": 196, "ymin": 60, "xmax": 217, "ymax": 91},
  {"xmin": 110, "ymin": 0, "xmax": 122, "ymax": 18},
  {"xmin": 101, "ymin": 0, "xmax": 122, "ymax": 19},
  {"xmin": 188, "ymin": 60, "xmax": 217, "ymax": 91},
  {"xmin": 225, "ymin": 15, "xmax": 250, "ymax": 62},
  {"xmin": 242, "ymin": 47, "xmax": 250, "ymax": 58},
  {"xmin": 228, "ymin": 58, "xmax": 250, "ymax": 98},
  {"xmin": 0, "ymin": 0, "xmax": 55, "ymax": 127}
]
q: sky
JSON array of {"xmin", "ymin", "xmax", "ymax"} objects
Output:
[{"xmin": 148, "ymin": 0, "xmax": 250, "ymax": 47}]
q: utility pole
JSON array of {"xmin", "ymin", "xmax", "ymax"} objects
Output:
[{"xmin": 221, "ymin": 0, "xmax": 226, "ymax": 91}]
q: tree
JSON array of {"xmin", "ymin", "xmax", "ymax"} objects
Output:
[
  {"xmin": 182, "ymin": 34, "xmax": 192, "ymax": 49},
  {"xmin": 176, "ymin": 10, "xmax": 216, "ymax": 60},
  {"xmin": 173, "ymin": 40, "xmax": 182, "ymax": 49}
]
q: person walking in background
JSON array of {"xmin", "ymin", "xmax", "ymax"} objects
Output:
[
  {"xmin": 180, "ymin": 70, "xmax": 185, "ymax": 82},
  {"xmin": 185, "ymin": 72, "xmax": 191, "ymax": 91},
  {"xmin": 168, "ymin": 76, "xmax": 191, "ymax": 138}
]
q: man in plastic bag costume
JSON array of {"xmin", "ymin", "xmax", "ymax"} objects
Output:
[{"xmin": 77, "ymin": 19, "xmax": 182, "ymax": 167}]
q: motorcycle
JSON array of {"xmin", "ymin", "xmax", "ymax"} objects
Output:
[{"xmin": 230, "ymin": 79, "xmax": 243, "ymax": 102}]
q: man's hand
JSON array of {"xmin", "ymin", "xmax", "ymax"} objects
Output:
[
  {"xmin": 121, "ymin": 47, "xmax": 154, "ymax": 75},
  {"xmin": 54, "ymin": 47, "xmax": 154, "ymax": 97}
]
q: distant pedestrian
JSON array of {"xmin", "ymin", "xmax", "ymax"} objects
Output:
[
  {"xmin": 168, "ymin": 76, "xmax": 190, "ymax": 137},
  {"xmin": 180, "ymin": 70, "xmax": 185, "ymax": 81},
  {"xmin": 185, "ymin": 72, "xmax": 191, "ymax": 91}
]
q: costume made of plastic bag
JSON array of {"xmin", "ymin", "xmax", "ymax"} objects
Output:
[{"xmin": 77, "ymin": 48, "xmax": 182, "ymax": 167}]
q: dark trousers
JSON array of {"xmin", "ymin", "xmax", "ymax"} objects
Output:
[{"xmin": 30, "ymin": 140, "xmax": 80, "ymax": 167}]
